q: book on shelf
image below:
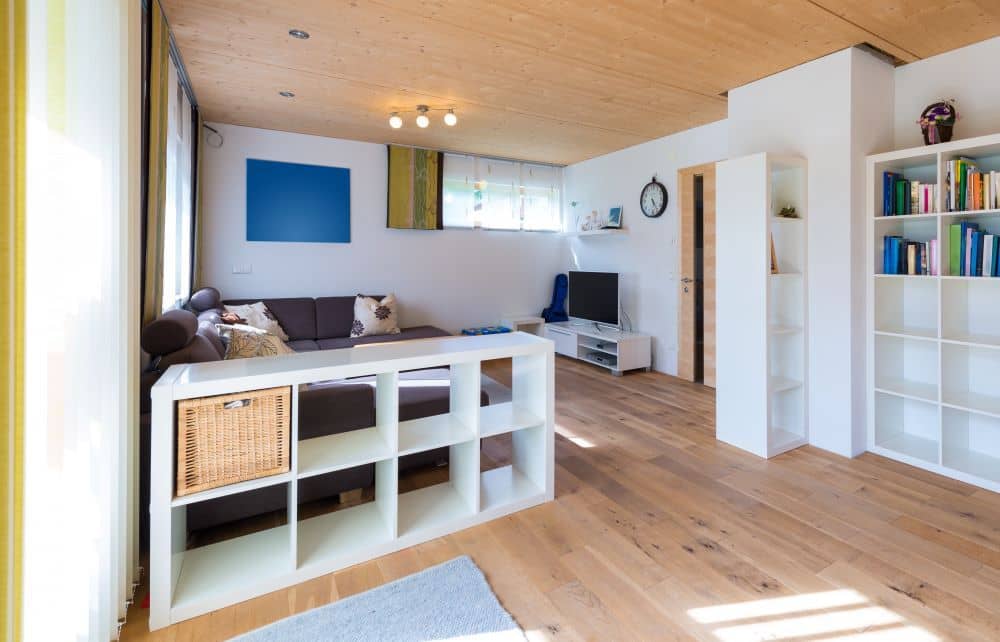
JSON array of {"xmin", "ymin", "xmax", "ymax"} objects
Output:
[
  {"xmin": 948, "ymin": 222, "xmax": 1000, "ymax": 276},
  {"xmin": 882, "ymin": 236, "xmax": 936, "ymax": 275},
  {"xmin": 946, "ymin": 159, "xmax": 1000, "ymax": 212},
  {"xmin": 882, "ymin": 171, "xmax": 937, "ymax": 215}
]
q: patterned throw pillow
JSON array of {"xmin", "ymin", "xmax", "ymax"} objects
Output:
[
  {"xmin": 215, "ymin": 324, "xmax": 295, "ymax": 360},
  {"xmin": 223, "ymin": 302, "xmax": 289, "ymax": 341},
  {"xmin": 351, "ymin": 294, "xmax": 401, "ymax": 338}
]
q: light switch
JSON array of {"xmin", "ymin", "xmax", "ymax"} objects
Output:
[{"xmin": 232, "ymin": 263, "xmax": 252, "ymax": 274}]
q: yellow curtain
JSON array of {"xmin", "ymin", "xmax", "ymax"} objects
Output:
[
  {"xmin": 1, "ymin": 1, "xmax": 26, "ymax": 639},
  {"xmin": 387, "ymin": 145, "xmax": 444, "ymax": 230},
  {"xmin": 142, "ymin": 0, "xmax": 170, "ymax": 324}
]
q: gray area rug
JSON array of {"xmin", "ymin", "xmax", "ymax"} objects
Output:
[{"xmin": 231, "ymin": 556, "xmax": 526, "ymax": 641}]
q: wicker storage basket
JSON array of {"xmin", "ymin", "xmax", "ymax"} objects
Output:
[{"xmin": 176, "ymin": 386, "xmax": 291, "ymax": 497}]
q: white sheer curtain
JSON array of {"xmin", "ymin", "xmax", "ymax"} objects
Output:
[
  {"xmin": 161, "ymin": 61, "xmax": 194, "ymax": 313},
  {"xmin": 442, "ymin": 153, "xmax": 563, "ymax": 231},
  {"xmin": 22, "ymin": 0, "xmax": 140, "ymax": 640}
]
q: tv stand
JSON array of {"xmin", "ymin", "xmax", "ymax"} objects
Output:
[{"xmin": 543, "ymin": 322, "xmax": 651, "ymax": 376}]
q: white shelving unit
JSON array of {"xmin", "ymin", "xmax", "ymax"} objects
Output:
[
  {"xmin": 716, "ymin": 153, "xmax": 808, "ymax": 458},
  {"xmin": 149, "ymin": 333, "xmax": 554, "ymax": 629},
  {"xmin": 867, "ymin": 131, "xmax": 1000, "ymax": 493}
]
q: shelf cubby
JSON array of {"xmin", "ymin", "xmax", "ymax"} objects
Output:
[
  {"xmin": 873, "ymin": 334, "xmax": 938, "ymax": 402},
  {"xmin": 874, "ymin": 274, "xmax": 937, "ymax": 339},
  {"xmin": 397, "ymin": 362, "xmax": 479, "ymax": 456},
  {"xmin": 397, "ymin": 440, "xmax": 479, "ymax": 538},
  {"xmin": 480, "ymin": 424, "xmax": 546, "ymax": 515},
  {"xmin": 941, "ymin": 343, "xmax": 1000, "ymax": 417},
  {"xmin": 942, "ymin": 278, "xmax": 1000, "ymax": 347},
  {"xmin": 873, "ymin": 216, "xmax": 938, "ymax": 276},
  {"xmin": 873, "ymin": 392, "xmax": 940, "ymax": 465},
  {"xmin": 942, "ymin": 407, "xmax": 1000, "ymax": 484}
]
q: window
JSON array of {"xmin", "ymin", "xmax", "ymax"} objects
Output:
[
  {"xmin": 442, "ymin": 153, "xmax": 562, "ymax": 231},
  {"xmin": 160, "ymin": 58, "xmax": 195, "ymax": 312}
]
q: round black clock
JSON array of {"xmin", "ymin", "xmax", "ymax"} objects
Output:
[{"xmin": 640, "ymin": 177, "xmax": 668, "ymax": 218}]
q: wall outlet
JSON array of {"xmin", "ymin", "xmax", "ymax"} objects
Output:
[{"xmin": 232, "ymin": 263, "xmax": 252, "ymax": 274}]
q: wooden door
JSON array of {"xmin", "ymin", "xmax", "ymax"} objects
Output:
[{"xmin": 677, "ymin": 163, "xmax": 717, "ymax": 387}]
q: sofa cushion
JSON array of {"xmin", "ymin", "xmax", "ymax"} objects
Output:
[
  {"xmin": 315, "ymin": 296, "xmax": 361, "ymax": 339},
  {"xmin": 188, "ymin": 287, "xmax": 222, "ymax": 312},
  {"xmin": 223, "ymin": 302, "xmax": 290, "ymax": 340},
  {"xmin": 350, "ymin": 294, "xmax": 401, "ymax": 338},
  {"xmin": 225, "ymin": 298, "xmax": 316, "ymax": 341},
  {"xmin": 216, "ymin": 324, "xmax": 296, "ymax": 359},
  {"xmin": 198, "ymin": 320, "xmax": 226, "ymax": 358},
  {"xmin": 141, "ymin": 309, "xmax": 198, "ymax": 356},
  {"xmin": 157, "ymin": 333, "xmax": 222, "ymax": 369},
  {"xmin": 286, "ymin": 339, "xmax": 320, "ymax": 352},
  {"xmin": 315, "ymin": 326, "xmax": 449, "ymax": 350}
]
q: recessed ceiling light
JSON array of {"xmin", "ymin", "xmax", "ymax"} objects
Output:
[
  {"xmin": 279, "ymin": 91, "xmax": 295, "ymax": 98},
  {"xmin": 288, "ymin": 29, "xmax": 310, "ymax": 39}
]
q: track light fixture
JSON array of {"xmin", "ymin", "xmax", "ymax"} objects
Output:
[
  {"xmin": 386, "ymin": 105, "xmax": 459, "ymax": 129},
  {"xmin": 415, "ymin": 105, "xmax": 430, "ymax": 128}
]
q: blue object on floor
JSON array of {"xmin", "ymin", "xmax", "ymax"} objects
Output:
[
  {"xmin": 542, "ymin": 273, "xmax": 569, "ymax": 322},
  {"xmin": 461, "ymin": 326, "xmax": 512, "ymax": 336},
  {"xmin": 231, "ymin": 556, "xmax": 526, "ymax": 642}
]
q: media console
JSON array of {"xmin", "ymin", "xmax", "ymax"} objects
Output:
[{"xmin": 543, "ymin": 322, "xmax": 651, "ymax": 376}]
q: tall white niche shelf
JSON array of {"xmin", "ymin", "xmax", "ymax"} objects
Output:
[{"xmin": 716, "ymin": 153, "xmax": 808, "ymax": 458}]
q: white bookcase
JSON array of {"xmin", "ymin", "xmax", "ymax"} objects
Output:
[
  {"xmin": 716, "ymin": 153, "xmax": 808, "ymax": 458},
  {"xmin": 867, "ymin": 132, "xmax": 1000, "ymax": 493},
  {"xmin": 149, "ymin": 333, "xmax": 555, "ymax": 629}
]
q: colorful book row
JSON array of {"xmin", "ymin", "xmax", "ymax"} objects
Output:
[
  {"xmin": 882, "ymin": 172, "xmax": 937, "ymax": 216},
  {"xmin": 883, "ymin": 236, "xmax": 937, "ymax": 275},
  {"xmin": 949, "ymin": 223, "xmax": 1000, "ymax": 277},
  {"xmin": 946, "ymin": 159, "xmax": 1000, "ymax": 212}
]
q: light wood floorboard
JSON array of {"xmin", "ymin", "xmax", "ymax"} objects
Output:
[{"xmin": 122, "ymin": 356, "xmax": 1000, "ymax": 641}]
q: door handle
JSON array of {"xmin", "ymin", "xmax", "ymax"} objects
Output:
[{"xmin": 680, "ymin": 277, "xmax": 694, "ymax": 284}]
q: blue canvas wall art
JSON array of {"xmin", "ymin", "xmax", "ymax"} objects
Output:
[{"xmin": 246, "ymin": 158, "xmax": 351, "ymax": 243}]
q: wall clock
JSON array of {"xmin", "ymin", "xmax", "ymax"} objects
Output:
[{"xmin": 640, "ymin": 176, "xmax": 668, "ymax": 218}]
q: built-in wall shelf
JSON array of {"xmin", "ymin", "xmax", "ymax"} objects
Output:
[
  {"xmin": 717, "ymin": 153, "xmax": 808, "ymax": 459},
  {"xmin": 572, "ymin": 228, "xmax": 625, "ymax": 237},
  {"xmin": 149, "ymin": 333, "xmax": 555, "ymax": 630},
  {"xmin": 866, "ymin": 131, "xmax": 1000, "ymax": 493}
]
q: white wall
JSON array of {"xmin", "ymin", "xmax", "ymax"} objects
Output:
[
  {"xmin": 200, "ymin": 123, "xmax": 567, "ymax": 333},
  {"xmin": 561, "ymin": 121, "xmax": 729, "ymax": 374},
  {"xmin": 894, "ymin": 37, "xmax": 1000, "ymax": 149},
  {"xmin": 728, "ymin": 47, "xmax": 894, "ymax": 457}
]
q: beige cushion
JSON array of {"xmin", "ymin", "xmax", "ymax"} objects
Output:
[
  {"xmin": 216, "ymin": 324, "xmax": 295, "ymax": 359},
  {"xmin": 223, "ymin": 302, "xmax": 289, "ymax": 341},
  {"xmin": 351, "ymin": 294, "xmax": 401, "ymax": 338}
]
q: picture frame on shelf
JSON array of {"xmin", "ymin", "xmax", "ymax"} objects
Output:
[{"xmin": 605, "ymin": 206, "xmax": 623, "ymax": 229}]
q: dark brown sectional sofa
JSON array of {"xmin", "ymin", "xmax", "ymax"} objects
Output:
[{"xmin": 139, "ymin": 288, "xmax": 488, "ymax": 544}]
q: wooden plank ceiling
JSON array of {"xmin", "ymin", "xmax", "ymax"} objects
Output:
[{"xmin": 161, "ymin": 1, "xmax": 1000, "ymax": 164}]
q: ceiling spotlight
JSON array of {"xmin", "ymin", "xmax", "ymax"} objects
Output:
[
  {"xmin": 389, "ymin": 112, "xmax": 403, "ymax": 129},
  {"xmin": 288, "ymin": 29, "xmax": 310, "ymax": 39},
  {"xmin": 278, "ymin": 90, "xmax": 295, "ymax": 98},
  {"xmin": 443, "ymin": 109, "xmax": 457, "ymax": 126},
  {"xmin": 415, "ymin": 105, "xmax": 430, "ymax": 128}
]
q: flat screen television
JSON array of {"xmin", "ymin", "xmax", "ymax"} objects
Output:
[{"xmin": 568, "ymin": 271, "xmax": 619, "ymax": 327}]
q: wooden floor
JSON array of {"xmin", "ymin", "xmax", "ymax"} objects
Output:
[{"xmin": 123, "ymin": 357, "xmax": 1000, "ymax": 641}]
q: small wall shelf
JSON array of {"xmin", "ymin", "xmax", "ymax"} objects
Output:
[
  {"xmin": 867, "ymin": 131, "xmax": 1000, "ymax": 493},
  {"xmin": 572, "ymin": 228, "xmax": 625, "ymax": 237},
  {"xmin": 717, "ymin": 153, "xmax": 808, "ymax": 458},
  {"xmin": 150, "ymin": 333, "xmax": 555, "ymax": 629}
]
